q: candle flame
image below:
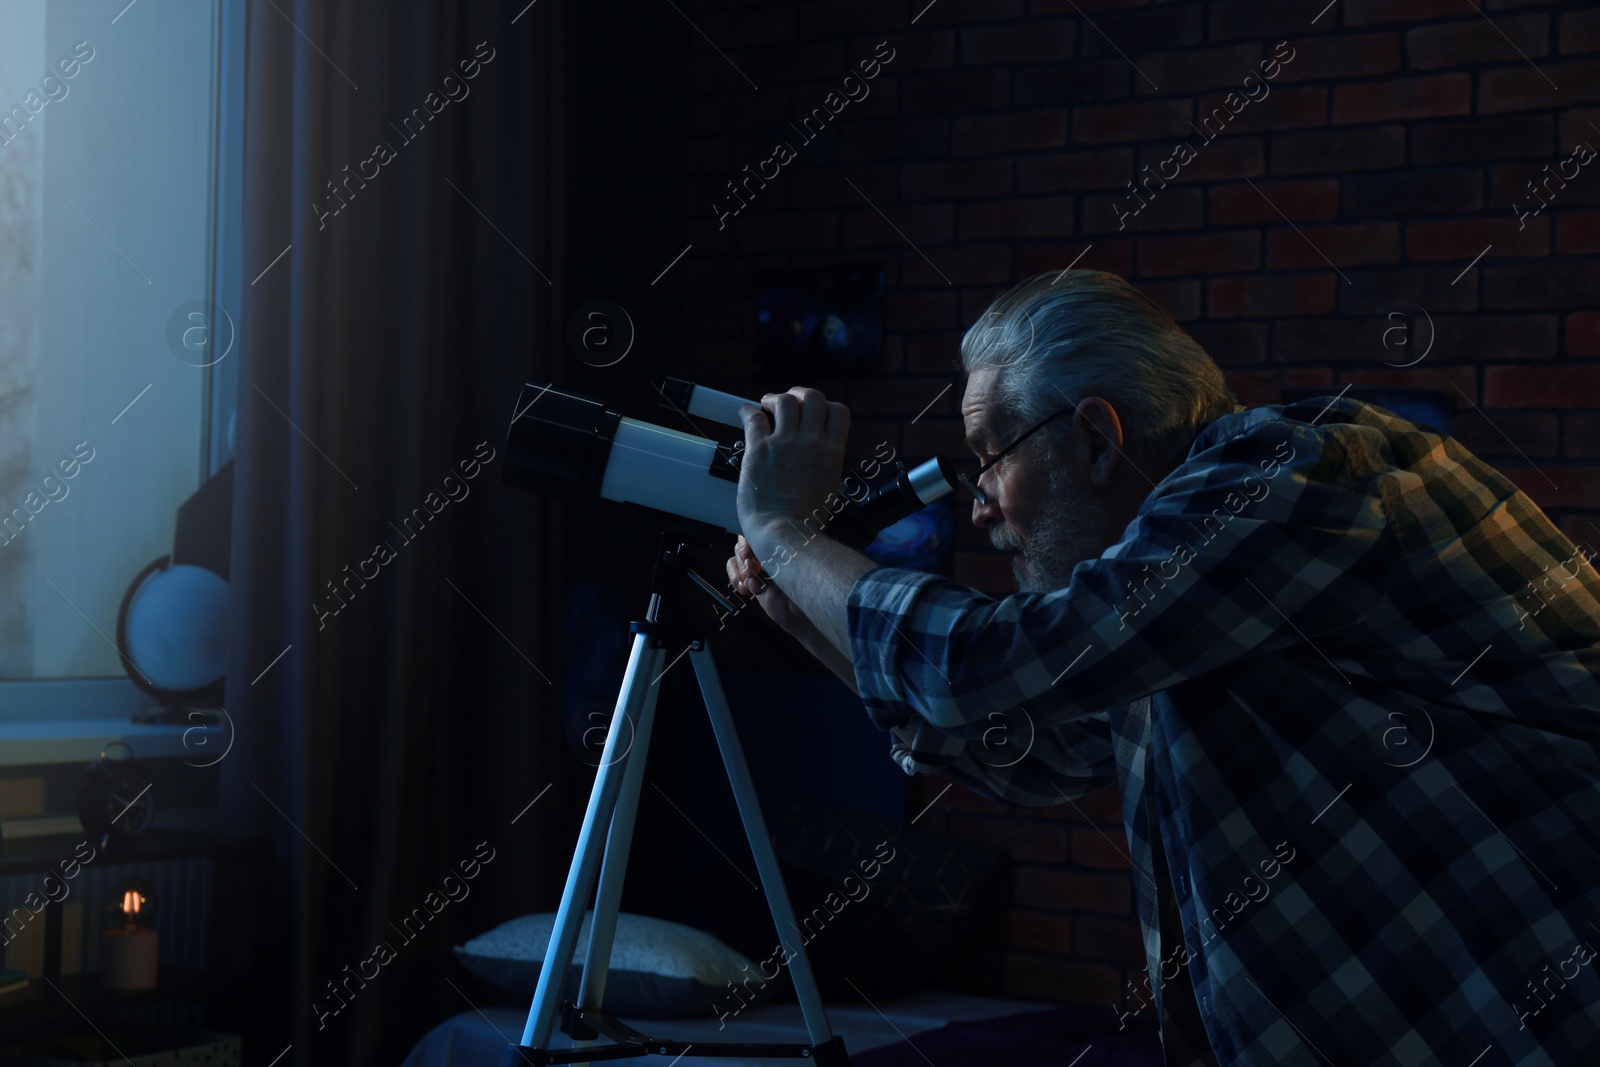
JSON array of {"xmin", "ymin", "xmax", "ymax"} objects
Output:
[{"xmin": 121, "ymin": 889, "xmax": 142, "ymax": 915}]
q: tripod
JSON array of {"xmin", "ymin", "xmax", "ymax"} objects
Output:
[{"xmin": 504, "ymin": 523, "xmax": 851, "ymax": 1066}]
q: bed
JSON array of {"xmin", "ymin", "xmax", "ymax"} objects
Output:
[{"xmin": 399, "ymin": 987, "xmax": 1164, "ymax": 1067}]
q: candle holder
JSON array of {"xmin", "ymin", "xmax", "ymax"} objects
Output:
[{"xmin": 100, "ymin": 877, "xmax": 159, "ymax": 990}]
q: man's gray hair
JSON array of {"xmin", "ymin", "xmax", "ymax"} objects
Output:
[{"xmin": 960, "ymin": 269, "xmax": 1237, "ymax": 466}]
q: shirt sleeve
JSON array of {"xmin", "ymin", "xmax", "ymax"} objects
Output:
[{"xmin": 846, "ymin": 415, "xmax": 1392, "ymax": 756}]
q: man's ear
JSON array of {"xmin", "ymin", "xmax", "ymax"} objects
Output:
[{"xmin": 1076, "ymin": 396, "xmax": 1125, "ymax": 488}]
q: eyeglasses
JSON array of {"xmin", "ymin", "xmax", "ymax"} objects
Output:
[{"xmin": 957, "ymin": 404, "xmax": 1076, "ymax": 506}]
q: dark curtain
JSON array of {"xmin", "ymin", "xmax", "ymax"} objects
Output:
[{"xmin": 219, "ymin": 3, "xmax": 575, "ymax": 1064}]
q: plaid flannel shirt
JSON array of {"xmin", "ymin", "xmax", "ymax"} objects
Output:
[{"xmin": 846, "ymin": 396, "xmax": 1600, "ymax": 1065}]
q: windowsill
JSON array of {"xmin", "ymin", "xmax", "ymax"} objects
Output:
[{"xmin": 0, "ymin": 717, "xmax": 224, "ymax": 766}]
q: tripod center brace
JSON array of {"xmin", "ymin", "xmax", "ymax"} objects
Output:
[{"xmin": 504, "ymin": 523, "xmax": 851, "ymax": 1066}]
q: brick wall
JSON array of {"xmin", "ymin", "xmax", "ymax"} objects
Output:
[{"xmin": 676, "ymin": 0, "xmax": 1600, "ymax": 1011}]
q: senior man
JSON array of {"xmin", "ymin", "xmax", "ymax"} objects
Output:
[{"xmin": 723, "ymin": 269, "xmax": 1600, "ymax": 1065}]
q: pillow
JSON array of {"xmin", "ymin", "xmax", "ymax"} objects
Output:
[{"xmin": 454, "ymin": 910, "xmax": 757, "ymax": 1018}]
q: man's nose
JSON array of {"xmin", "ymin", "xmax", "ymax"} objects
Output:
[{"xmin": 971, "ymin": 493, "xmax": 1002, "ymax": 529}]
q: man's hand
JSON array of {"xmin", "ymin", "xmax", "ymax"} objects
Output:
[
  {"xmin": 726, "ymin": 534, "xmax": 806, "ymax": 631},
  {"xmin": 735, "ymin": 387, "xmax": 850, "ymax": 545}
]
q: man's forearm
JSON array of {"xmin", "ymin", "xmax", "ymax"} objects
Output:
[
  {"xmin": 745, "ymin": 518, "xmax": 876, "ymax": 665},
  {"xmin": 788, "ymin": 617, "xmax": 860, "ymax": 695}
]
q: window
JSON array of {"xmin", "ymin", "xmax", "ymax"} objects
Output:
[{"xmin": 0, "ymin": 0, "xmax": 237, "ymax": 703}]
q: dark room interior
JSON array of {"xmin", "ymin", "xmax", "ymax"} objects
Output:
[{"xmin": 1, "ymin": 1, "xmax": 1598, "ymax": 1065}]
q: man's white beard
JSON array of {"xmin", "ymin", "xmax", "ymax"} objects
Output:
[{"xmin": 990, "ymin": 460, "xmax": 1117, "ymax": 593}]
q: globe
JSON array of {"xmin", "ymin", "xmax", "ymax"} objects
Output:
[{"xmin": 123, "ymin": 564, "xmax": 229, "ymax": 693}]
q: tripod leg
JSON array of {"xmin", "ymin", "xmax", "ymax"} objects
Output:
[
  {"xmin": 517, "ymin": 624, "xmax": 666, "ymax": 1051},
  {"xmin": 689, "ymin": 646, "xmax": 839, "ymax": 1050},
  {"xmin": 570, "ymin": 639, "xmax": 668, "ymax": 1056}
]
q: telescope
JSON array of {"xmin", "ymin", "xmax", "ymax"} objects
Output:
[{"xmin": 501, "ymin": 377, "xmax": 955, "ymax": 549}]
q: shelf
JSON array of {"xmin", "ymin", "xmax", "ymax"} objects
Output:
[
  {"xmin": 0, "ymin": 718, "xmax": 226, "ymax": 767},
  {"xmin": 0, "ymin": 968, "xmax": 229, "ymax": 1045},
  {"xmin": 0, "ymin": 829, "xmax": 262, "ymax": 876}
]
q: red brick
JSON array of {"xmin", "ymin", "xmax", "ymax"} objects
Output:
[
  {"xmin": 886, "ymin": 291, "xmax": 957, "ymax": 331},
  {"xmin": 902, "ymin": 69, "xmax": 1010, "ymax": 114},
  {"xmin": 1489, "ymin": 164, "xmax": 1600, "ymax": 218},
  {"xmin": 1343, "ymin": 268, "xmax": 1481, "ymax": 315},
  {"xmin": 1557, "ymin": 211, "xmax": 1600, "ymax": 254},
  {"xmin": 1337, "ymin": 367, "xmax": 1477, "ymax": 401},
  {"xmin": 1432, "ymin": 315, "xmax": 1560, "ymax": 361},
  {"xmin": 848, "ymin": 373, "xmax": 964, "ymax": 417},
  {"xmin": 1453, "ymin": 411, "xmax": 1560, "ymax": 459},
  {"xmin": 1136, "ymin": 136, "xmax": 1265, "ymax": 183},
  {"xmin": 1208, "ymin": 1, "xmax": 1322, "ymax": 42},
  {"xmin": 1017, "ymin": 239, "xmax": 1134, "ymax": 280},
  {"xmin": 1075, "ymin": 915, "xmax": 1147, "ymax": 966},
  {"xmin": 1018, "ymin": 148, "xmax": 1135, "ymax": 194},
  {"xmin": 1485, "ymin": 263, "xmax": 1600, "ymax": 309},
  {"xmin": 1136, "ymin": 44, "xmax": 1262, "ymax": 94},
  {"xmin": 1407, "ymin": 15, "xmax": 1549, "ymax": 70},
  {"xmin": 902, "ymin": 159, "xmax": 1013, "ymax": 201},
  {"xmin": 908, "ymin": 335, "xmax": 953, "ymax": 377},
  {"xmin": 839, "ymin": 119, "xmax": 947, "ymax": 162},
  {"xmin": 1413, "ymin": 115, "xmax": 1555, "ymax": 165},
  {"xmin": 735, "ymin": 211, "xmax": 840, "ymax": 252},
  {"xmin": 1073, "ymin": 99, "xmax": 1191, "ymax": 145},
  {"xmin": 844, "ymin": 203, "xmax": 953, "ymax": 247},
  {"xmin": 1559, "ymin": 108, "xmax": 1600, "ymax": 150},
  {"xmin": 1567, "ymin": 415, "xmax": 1600, "ymax": 458},
  {"xmin": 953, "ymin": 110, "xmax": 1067, "ymax": 154},
  {"xmin": 1014, "ymin": 62, "xmax": 1132, "ymax": 105},
  {"xmin": 1270, "ymin": 126, "xmax": 1406, "ymax": 175},
  {"xmin": 1014, "ymin": 866, "xmax": 1132, "ymax": 914},
  {"xmin": 1485, "ymin": 365, "xmax": 1600, "ymax": 408},
  {"xmin": 846, "ymin": 32, "xmax": 954, "ymax": 72},
  {"xmin": 1556, "ymin": 515, "xmax": 1600, "ymax": 547},
  {"xmin": 951, "ymin": 815, "xmax": 1070, "ymax": 863},
  {"xmin": 1570, "ymin": 312, "xmax": 1600, "ymax": 356},
  {"xmin": 904, "ymin": 243, "xmax": 1011, "ymax": 287},
  {"xmin": 1270, "ymin": 317, "xmax": 1366, "ymax": 362},
  {"xmin": 1033, "ymin": 0, "xmax": 1151, "ymax": 10},
  {"xmin": 1071, "ymin": 826, "xmax": 1134, "ymax": 870},
  {"xmin": 1333, "ymin": 74, "xmax": 1471, "ymax": 124},
  {"xmin": 959, "ymin": 21, "xmax": 1076, "ymax": 65},
  {"xmin": 1080, "ymin": 783, "xmax": 1124, "ymax": 824},
  {"xmin": 789, "ymin": 164, "xmax": 896, "ymax": 207},
  {"xmin": 1194, "ymin": 87, "xmax": 1328, "ymax": 133},
  {"xmin": 916, "ymin": 777, "xmax": 1011, "ymax": 816},
  {"xmin": 1082, "ymin": 188, "xmax": 1205, "ymax": 235},
  {"xmin": 1190, "ymin": 320, "xmax": 1271, "ymax": 364},
  {"xmin": 1275, "ymin": 34, "xmax": 1401, "ymax": 83},
  {"xmin": 1344, "ymin": 170, "xmax": 1482, "ymax": 217},
  {"xmin": 1078, "ymin": 6, "xmax": 1202, "ymax": 57},
  {"xmin": 1225, "ymin": 368, "xmax": 1335, "ymax": 407},
  {"xmin": 1209, "ymin": 179, "xmax": 1339, "ymax": 225},
  {"xmin": 1003, "ymin": 953, "xmax": 1123, "ymax": 1006},
  {"xmin": 958, "ymin": 197, "xmax": 1076, "ymax": 241},
  {"xmin": 1208, "ymin": 275, "xmax": 1336, "ymax": 318},
  {"xmin": 1564, "ymin": 10, "xmax": 1600, "ymax": 54},
  {"xmin": 794, "ymin": 1, "xmax": 901, "ymax": 39},
  {"xmin": 1008, "ymin": 910, "xmax": 1075, "ymax": 955},
  {"xmin": 1268, "ymin": 222, "xmax": 1399, "ymax": 269},
  {"xmin": 1481, "ymin": 60, "xmax": 1600, "ymax": 115},
  {"xmin": 1408, "ymin": 217, "xmax": 1549, "ymax": 261},
  {"xmin": 1346, "ymin": 0, "xmax": 1465, "ymax": 24},
  {"xmin": 1138, "ymin": 230, "xmax": 1260, "ymax": 277},
  {"xmin": 1497, "ymin": 465, "xmax": 1600, "ymax": 514},
  {"xmin": 1139, "ymin": 280, "xmax": 1201, "ymax": 321}
]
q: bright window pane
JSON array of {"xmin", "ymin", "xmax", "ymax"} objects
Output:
[{"xmin": 0, "ymin": 0, "xmax": 219, "ymax": 679}]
